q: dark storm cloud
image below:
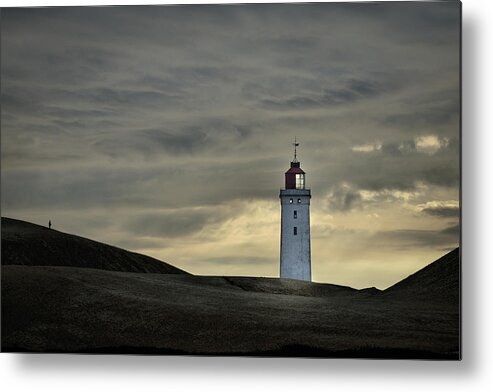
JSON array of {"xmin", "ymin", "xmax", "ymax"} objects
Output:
[
  {"xmin": 419, "ymin": 167, "xmax": 460, "ymax": 188},
  {"xmin": 1, "ymin": 2, "xmax": 460, "ymax": 271},
  {"xmin": 1, "ymin": 87, "xmax": 117, "ymax": 121},
  {"xmin": 1, "ymin": 90, "xmax": 44, "ymax": 116},
  {"xmin": 90, "ymin": 117, "xmax": 255, "ymax": 159},
  {"xmin": 2, "ymin": 131, "xmax": 459, "ymax": 215},
  {"xmin": 373, "ymin": 223, "xmax": 460, "ymax": 250},
  {"xmin": 44, "ymin": 86, "xmax": 186, "ymax": 111},
  {"xmin": 421, "ymin": 207, "xmax": 460, "ymax": 218},
  {"xmin": 325, "ymin": 184, "xmax": 362, "ymax": 213},
  {"xmin": 80, "ymin": 88, "xmax": 179, "ymax": 107},
  {"xmin": 441, "ymin": 223, "xmax": 460, "ymax": 236},
  {"xmin": 383, "ymin": 109, "xmax": 457, "ymax": 132},
  {"xmin": 2, "ymin": 46, "xmax": 122, "ymax": 88},
  {"xmin": 313, "ymin": 161, "xmax": 458, "ymax": 202},
  {"xmin": 324, "ymin": 136, "xmax": 459, "ymax": 194},
  {"xmin": 123, "ymin": 207, "xmax": 240, "ymax": 238},
  {"xmin": 1, "ymin": 155, "xmax": 280, "ymax": 211},
  {"xmin": 1, "ymin": 167, "xmax": 156, "ymax": 210},
  {"xmin": 382, "ymin": 93, "xmax": 460, "ymax": 132},
  {"xmin": 261, "ymin": 78, "xmax": 383, "ymax": 111},
  {"xmin": 380, "ymin": 140, "xmax": 417, "ymax": 156},
  {"xmin": 93, "ymin": 128, "xmax": 209, "ymax": 158}
]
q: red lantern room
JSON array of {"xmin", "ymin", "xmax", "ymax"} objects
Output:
[
  {"xmin": 285, "ymin": 161, "xmax": 305, "ymax": 189},
  {"xmin": 285, "ymin": 138, "xmax": 306, "ymax": 190}
]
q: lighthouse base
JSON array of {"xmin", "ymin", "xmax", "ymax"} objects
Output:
[{"xmin": 279, "ymin": 189, "xmax": 311, "ymax": 282}]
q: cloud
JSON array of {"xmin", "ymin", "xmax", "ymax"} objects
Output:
[
  {"xmin": 421, "ymin": 206, "xmax": 459, "ymax": 218},
  {"xmin": 351, "ymin": 143, "xmax": 382, "ymax": 153},
  {"xmin": 93, "ymin": 128, "xmax": 210, "ymax": 158},
  {"xmin": 441, "ymin": 223, "xmax": 460, "ymax": 236},
  {"xmin": 343, "ymin": 139, "xmax": 459, "ymax": 191},
  {"xmin": 323, "ymin": 182, "xmax": 429, "ymax": 213},
  {"xmin": 122, "ymin": 206, "xmax": 241, "ymax": 238},
  {"xmin": 381, "ymin": 89, "xmax": 459, "ymax": 134},
  {"xmin": 359, "ymin": 188, "xmax": 425, "ymax": 203},
  {"xmin": 373, "ymin": 223, "xmax": 460, "ymax": 250},
  {"xmin": 380, "ymin": 140, "xmax": 417, "ymax": 156},
  {"xmin": 415, "ymin": 135, "xmax": 448, "ymax": 155},
  {"xmin": 1, "ymin": 155, "xmax": 283, "ymax": 212},
  {"xmin": 416, "ymin": 200, "xmax": 460, "ymax": 218},
  {"xmin": 325, "ymin": 183, "xmax": 363, "ymax": 212},
  {"xmin": 261, "ymin": 78, "xmax": 383, "ymax": 111},
  {"xmin": 351, "ymin": 135, "xmax": 450, "ymax": 156},
  {"xmin": 1, "ymin": 3, "xmax": 460, "ymax": 286}
]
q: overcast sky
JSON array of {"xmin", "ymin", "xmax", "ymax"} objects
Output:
[{"xmin": 1, "ymin": 2, "xmax": 460, "ymax": 289}]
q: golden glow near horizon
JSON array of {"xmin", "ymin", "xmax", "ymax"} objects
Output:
[
  {"xmin": 6, "ymin": 175, "xmax": 459, "ymax": 290},
  {"xmin": 1, "ymin": 3, "xmax": 460, "ymax": 289}
]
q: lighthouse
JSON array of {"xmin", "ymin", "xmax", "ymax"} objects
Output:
[{"xmin": 279, "ymin": 139, "xmax": 311, "ymax": 281}]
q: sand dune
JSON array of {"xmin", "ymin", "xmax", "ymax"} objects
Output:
[
  {"xmin": 0, "ymin": 217, "xmax": 460, "ymax": 358},
  {"xmin": 1, "ymin": 217, "xmax": 187, "ymax": 274},
  {"xmin": 383, "ymin": 248, "xmax": 460, "ymax": 304}
]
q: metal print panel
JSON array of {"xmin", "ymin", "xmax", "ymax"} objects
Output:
[{"xmin": 0, "ymin": 2, "xmax": 461, "ymax": 359}]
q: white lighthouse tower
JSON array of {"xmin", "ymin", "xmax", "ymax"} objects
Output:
[{"xmin": 279, "ymin": 139, "xmax": 311, "ymax": 281}]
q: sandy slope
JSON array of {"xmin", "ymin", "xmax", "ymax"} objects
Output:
[
  {"xmin": 0, "ymin": 217, "xmax": 460, "ymax": 358},
  {"xmin": 383, "ymin": 248, "xmax": 460, "ymax": 304},
  {"xmin": 1, "ymin": 264, "xmax": 459, "ymax": 358},
  {"xmin": 1, "ymin": 217, "xmax": 187, "ymax": 274}
]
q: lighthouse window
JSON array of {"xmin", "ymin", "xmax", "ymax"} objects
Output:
[
  {"xmin": 297, "ymin": 198, "xmax": 301, "ymax": 204},
  {"xmin": 293, "ymin": 210, "xmax": 297, "ymax": 219},
  {"xmin": 295, "ymin": 173, "xmax": 305, "ymax": 189},
  {"xmin": 289, "ymin": 198, "xmax": 293, "ymax": 204},
  {"xmin": 293, "ymin": 227, "xmax": 298, "ymax": 235}
]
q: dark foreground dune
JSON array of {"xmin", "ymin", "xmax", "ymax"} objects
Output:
[
  {"xmin": 1, "ymin": 217, "xmax": 187, "ymax": 274},
  {"xmin": 1, "ymin": 218, "xmax": 460, "ymax": 359},
  {"xmin": 383, "ymin": 248, "xmax": 460, "ymax": 304}
]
